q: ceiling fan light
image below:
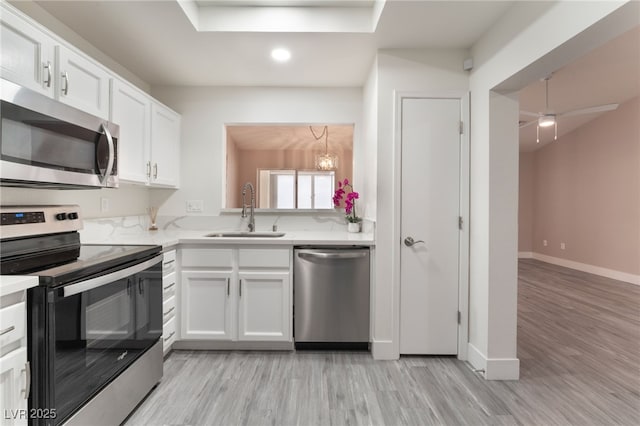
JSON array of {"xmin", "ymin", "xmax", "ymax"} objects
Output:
[{"xmin": 538, "ymin": 115, "xmax": 555, "ymax": 127}]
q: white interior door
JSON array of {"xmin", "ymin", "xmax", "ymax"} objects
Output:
[{"xmin": 400, "ymin": 97, "xmax": 461, "ymax": 355}]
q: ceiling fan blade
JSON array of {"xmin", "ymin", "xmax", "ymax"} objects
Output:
[
  {"xmin": 559, "ymin": 103, "xmax": 619, "ymax": 117},
  {"xmin": 519, "ymin": 119, "xmax": 537, "ymax": 129},
  {"xmin": 519, "ymin": 110, "xmax": 540, "ymax": 118}
]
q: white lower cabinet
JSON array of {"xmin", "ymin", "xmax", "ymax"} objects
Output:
[
  {"xmin": 181, "ymin": 271, "xmax": 233, "ymax": 340},
  {"xmin": 0, "ymin": 348, "xmax": 29, "ymax": 426},
  {"xmin": 179, "ymin": 247, "xmax": 292, "ymax": 343},
  {"xmin": 237, "ymin": 271, "xmax": 290, "ymax": 341},
  {"xmin": 162, "ymin": 250, "xmax": 177, "ymax": 354}
]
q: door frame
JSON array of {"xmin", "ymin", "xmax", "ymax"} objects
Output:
[{"xmin": 393, "ymin": 91, "xmax": 470, "ymax": 360}]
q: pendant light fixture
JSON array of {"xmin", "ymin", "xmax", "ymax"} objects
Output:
[{"xmin": 310, "ymin": 125, "xmax": 338, "ymax": 171}]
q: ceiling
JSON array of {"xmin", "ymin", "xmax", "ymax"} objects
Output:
[
  {"xmin": 518, "ymin": 26, "xmax": 640, "ymax": 152},
  {"xmin": 227, "ymin": 124, "xmax": 354, "ymax": 151},
  {"xmin": 14, "ymin": 1, "xmax": 639, "ymax": 152},
  {"xmin": 28, "ymin": 0, "xmax": 514, "ymax": 87}
]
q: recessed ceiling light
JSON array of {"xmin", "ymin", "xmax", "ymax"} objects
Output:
[{"xmin": 271, "ymin": 48, "xmax": 291, "ymax": 62}]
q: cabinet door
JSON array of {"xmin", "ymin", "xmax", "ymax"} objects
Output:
[
  {"xmin": 111, "ymin": 79, "xmax": 151, "ymax": 184},
  {"xmin": 181, "ymin": 271, "xmax": 233, "ymax": 340},
  {"xmin": 0, "ymin": 5, "xmax": 55, "ymax": 97},
  {"xmin": 150, "ymin": 102, "xmax": 180, "ymax": 188},
  {"xmin": 56, "ymin": 45, "xmax": 111, "ymax": 119},
  {"xmin": 0, "ymin": 348, "xmax": 29, "ymax": 426},
  {"xmin": 237, "ymin": 271, "xmax": 291, "ymax": 342}
]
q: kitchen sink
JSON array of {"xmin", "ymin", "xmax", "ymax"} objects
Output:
[{"xmin": 204, "ymin": 231, "xmax": 286, "ymax": 238}]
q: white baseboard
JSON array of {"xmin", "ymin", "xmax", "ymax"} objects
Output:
[
  {"xmin": 467, "ymin": 343, "xmax": 519, "ymax": 380},
  {"xmin": 531, "ymin": 253, "xmax": 640, "ymax": 285},
  {"xmin": 518, "ymin": 251, "xmax": 533, "ymax": 259},
  {"xmin": 371, "ymin": 339, "xmax": 398, "ymax": 360}
]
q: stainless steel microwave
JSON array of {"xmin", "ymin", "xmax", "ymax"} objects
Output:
[{"xmin": 0, "ymin": 79, "xmax": 119, "ymax": 189}]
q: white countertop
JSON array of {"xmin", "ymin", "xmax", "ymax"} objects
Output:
[
  {"xmin": 1, "ymin": 275, "xmax": 39, "ymax": 295},
  {"xmin": 81, "ymin": 229, "xmax": 375, "ymax": 250}
]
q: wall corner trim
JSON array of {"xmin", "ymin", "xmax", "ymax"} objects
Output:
[
  {"xmin": 531, "ymin": 253, "xmax": 640, "ymax": 285},
  {"xmin": 467, "ymin": 343, "xmax": 520, "ymax": 380},
  {"xmin": 371, "ymin": 340, "xmax": 398, "ymax": 360}
]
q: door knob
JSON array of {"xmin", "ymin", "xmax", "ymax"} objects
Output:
[{"xmin": 404, "ymin": 236, "xmax": 425, "ymax": 247}]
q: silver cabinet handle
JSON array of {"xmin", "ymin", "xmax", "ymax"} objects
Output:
[
  {"xmin": 163, "ymin": 259, "xmax": 175, "ymax": 267},
  {"xmin": 163, "ymin": 282, "xmax": 176, "ymax": 291},
  {"xmin": 239, "ymin": 279, "xmax": 242, "ymax": 297},
  {"xmin": 227, "ymin": 278, "xmax": 230, "ymax": 296},
  {"xmin": 0, "ymin": 325, "xmax": 15, "ymax": 336},
  {"xmin": 22, "ymin": 361, "xmax": 31, "ymax": 399},
  {"xmin": 164, "ymin": 331, "xmax": 175, "ymax": 342},
  {"xmin": 43, "ymin": 62, "xmax": 52, "ymax": 87},
  {"xmin": 99, "ymin": 123, "xmax": 115, "ymax": 186},
  {"xmin": 61, "ymin": 71, "xmax": 69, "ymax": 95},
  {"xmin": 404, "ymin": 237, "xmax": 425, "ymax": 247},
  {"xmin": 153, "ymin": 163, "xmax": 158, "ymax": 179},
  {"xmin": 163, "ymin": 307, "xmax": 175, "ymax": 317},
  {"xmin": 146, "ymin": 161, "xmax": 151, "ymax": 178}
]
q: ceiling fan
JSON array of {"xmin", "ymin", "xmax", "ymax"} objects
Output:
[{"xmin": 519, "ymin": 75, "xmax": 619, "ymax": 143}]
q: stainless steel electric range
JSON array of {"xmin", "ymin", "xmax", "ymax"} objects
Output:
[{"xmin": 0, "ymin": 205, "xmax": 163, "ymax": 426}]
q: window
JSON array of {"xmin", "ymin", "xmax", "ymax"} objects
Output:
[{"xmin": 258, "ymin": 170, "xmax": 334, "ymax": 209}]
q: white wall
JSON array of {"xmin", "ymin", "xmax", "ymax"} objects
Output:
[
  {"xmin": 372, "ymin": 49, "xmax": 469, "ymax": 359},
  {"xmin": 467, "ymin": 0, "xmax": 636, "ymax": 379},
  {"xmin": 149, "ymin": 86, "xmax": 363, "ymax": 216},
  {"xmin": 361, "ymin": 57, "xmax": 379, "ymax": 220}
]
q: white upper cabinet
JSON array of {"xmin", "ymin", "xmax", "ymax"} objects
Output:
[
  {"xmin": 0, "ymin": 5, "xmax": 55, "ymax": 97},
  {"xmin": 150, "ymin": 101, "xmax": 181, "ymax": 188},
  {"xmin": 56, "ymin": 45, "xmax": 111, "ymax": 119},
  {"xmin": 111, "ymin": 79, "xmax": 152, "ymax": 184}
]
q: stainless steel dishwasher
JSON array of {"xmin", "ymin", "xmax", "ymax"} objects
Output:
[{"xmin": 294, "ymin": 247, "xmax": 370, "ymax": 349}]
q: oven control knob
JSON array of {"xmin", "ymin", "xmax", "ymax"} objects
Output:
[
  {"xmin": 68, "ymin": 212, "xmax": 79, "ymax": 220},
  {"xmin": 55, "ymin": 213, "xmax": 67, "ymax": 220}
]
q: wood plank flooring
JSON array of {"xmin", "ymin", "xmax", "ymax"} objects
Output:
[{"xmin": 125, "ymin": 259, "xmax": 640, "ymax": 425}]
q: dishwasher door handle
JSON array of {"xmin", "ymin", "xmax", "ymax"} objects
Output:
[{"xmin": 298, "ymin": 251, "xmax": 367, "ymax": 260}]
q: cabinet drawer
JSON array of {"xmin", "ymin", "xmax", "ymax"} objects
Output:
[
  {"xmin": 163, "ymin": 250, "xmax": 176, "ymax": 274},
  {"xmin": 239, "ymin": 249, "xmax": 290, "ymax": 268},
  {"xmin": 0, "ymin": 302, "xmax": 25, "ymax": 349},
  {"xmin": 163, "ymin": 317, "xmax": 176, "ymax": 352},
  {"xmin": 181, "ymin": 248, "xmax": 233, "ymax": 268},
  {"xmin": 163, "ymin": 272, "xmax": 176, "ymax": 300},
  {"xmin": 163, "ymin": 296, "xmax": 176, "ymax": 325}
]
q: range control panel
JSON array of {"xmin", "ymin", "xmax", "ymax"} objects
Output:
[
  {"xmin": 0, "ymin": 205, "xmax": 82, "ymax": 239},
  {"xmin": 1, "ymin": 211, "xmax": 46, "ymax": 225}
]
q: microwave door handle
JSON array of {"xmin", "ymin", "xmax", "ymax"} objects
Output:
[
  {"xmin": 63, "ymin": 254, "xmax": 162, "ymax": 297},
  {"xmin": 99, "ymin": 123, "xmax": 115, "ymax": 185}
]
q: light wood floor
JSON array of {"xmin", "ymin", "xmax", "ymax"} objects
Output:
[{"xmin": 125, "ymin": 259, "xmax": 640, "ymax": 425}]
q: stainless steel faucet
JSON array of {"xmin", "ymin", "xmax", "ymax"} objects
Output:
[{"xmin": 241, "ymin": 182, "xmax": 256, "ymax": 232}]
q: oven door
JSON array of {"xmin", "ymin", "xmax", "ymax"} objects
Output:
[
  {"xmin": 0, "ymin": 78, "xmax": 118, "ymax": 189},
  {"xmin": 29, "ymin": 255, "xmax": 162, "ymax": 425}
]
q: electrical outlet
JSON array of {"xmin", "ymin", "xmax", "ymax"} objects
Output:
[
  {"xmin": 560, "ymin": 242, "xmax": 566, "ymax": 250},
  {"xmin": 186, "ymin": 200, "xmax": 203, "ymax": 213},
  {"xmin": 543, "ymin": 239, "xmax": 547, "ymax": 247},
  {"xmin": 101, "ymin": 197, "xmax": 110, "ymax": 213}
]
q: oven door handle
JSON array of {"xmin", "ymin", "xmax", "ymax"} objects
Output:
[{"xmin": 63, "ymin": 254, "xmax": 162, "ymax": 297}]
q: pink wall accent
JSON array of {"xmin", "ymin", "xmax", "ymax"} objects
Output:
[
  {"xmin": 226, "ymin": 135, "xmax": 240, "ymax": 208},
  {"xmin": 519, "ymin": 96, "xmax": 640, "ymax": 275},
  {"xmin": 227, "ymin": 146, "xmax": 353, "ymax": 208},
  {"xmin": 518, "ymin": 152, "xmax": 534, "ymax": 252}
]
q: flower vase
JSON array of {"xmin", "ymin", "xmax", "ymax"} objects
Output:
[{"xmin": 347, "ymin": 222, "xmax": 361, "ymax": 233}]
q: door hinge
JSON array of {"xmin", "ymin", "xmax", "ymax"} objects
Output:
[
  {"xmin": 457, "ymin": 311, "xmax": 461, "ymax": 324},
  {"xmin": 459, "ymin": 121, "xmax": 464, "ymax": 135},
  {"xmin": 458, "ymin": 216, "xmax": 463, "ymax": 230}
]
